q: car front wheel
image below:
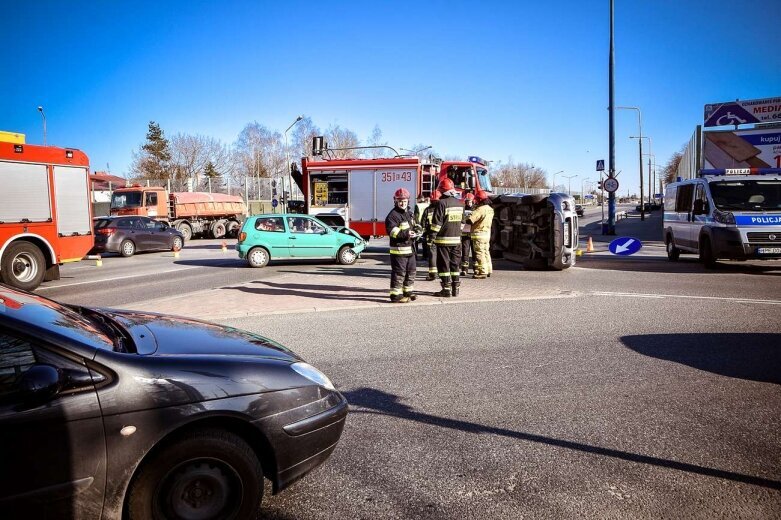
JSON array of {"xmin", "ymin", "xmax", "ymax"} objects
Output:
[
  {"xmin": 247, "ymin": 247, "xmax": 269, "ymax": 268},
  {"xmin": 666, "ymin": 236, "xmax": 680, "ymax": 261},
  {"xmin": 699, "ymin": 236, "xmax": 717, "ymax": 268},
  {"xmin": 126, "ymin": 429, "xmax": 263, "ymax": 520},
  {"xmin": 172, "ymin": 236, "xmax": 184, "ymax": 252},
  {"xmin": 337, "ymin": 245, "xmax": 358, "ymax": 265}
]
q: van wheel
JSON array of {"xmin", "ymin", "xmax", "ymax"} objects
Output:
[
  {"xmin": 337, "ymin": 245, "xmax": 358, "ymax": 265},
  {"xmin": 666, "ymin": 236, "xmax": 680, "ymax": 261},
  {"xmin": 120, "ymin": 240, "xmax": 136, "ymax": 257},
  {"xmin": 247, "ymin": 247, "xmax": 269, "ymax": 268},
  {"xmin": 126, "ymin": 429, "xmax": 263, "ymax": 520},
  {"xmin": 699, "ymin": 237, "xmax": 716, "ymax": 268},
  {"xmin": 0, "ymin": 241, "xmax": 46, "ymax": 291}
]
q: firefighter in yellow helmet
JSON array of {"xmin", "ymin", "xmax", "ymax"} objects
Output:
[{"xmin": 468, "ymin": 190, "xmax": 494, "ymax": 279}]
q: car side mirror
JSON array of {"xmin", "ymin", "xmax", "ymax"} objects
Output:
[{"xmin": 20, "ymin": 364, "xmax": 62, "ymax": 402}]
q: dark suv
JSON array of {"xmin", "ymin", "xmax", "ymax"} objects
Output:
[{"xmin": 92, "ymin": 216, "xmax": 184, "ymax": 257}]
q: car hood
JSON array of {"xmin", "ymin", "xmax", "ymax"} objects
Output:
[
  {"xmin": 100, "ymin": 309, "xmax": 299, "ymax": 361},
  {"xmin": 335, "ymin": 226, "xmax": 364, "ymax": 241}
]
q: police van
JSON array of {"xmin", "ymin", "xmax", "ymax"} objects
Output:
[{"xmin": 663, "ymin": 168, "xmax": 781, "ymax": 267}]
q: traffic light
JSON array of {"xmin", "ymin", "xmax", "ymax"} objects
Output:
[{"xmin": 598, "ymin": 181, "xmax": 603, "ymax": 190}]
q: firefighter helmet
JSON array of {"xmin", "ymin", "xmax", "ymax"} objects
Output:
[
  {"xmin": 430, "ymin": 190, "xmax": 441, "ymax": 201},
  {"xmin": 393, "ymin": 188, "xmax": 411, "ymax": 200},
  {"xmin": 438, "ymin": 178, "xmax": 455, "ymax": 192},
  {"xmin": 464, "ymin": 192, "xmax": 475, "ymax": 201},
  {"xmin": 474, "ymin": 190, "xmax": 489, "ymax": 202}
]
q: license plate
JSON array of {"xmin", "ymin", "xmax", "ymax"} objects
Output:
[
  {"xmin": 563, "ymin": 220, "xmax": 571, "ymax": 247},
  {"xmin": 757, "ymin": 247, "xmax": 781, "ymax": 254}
]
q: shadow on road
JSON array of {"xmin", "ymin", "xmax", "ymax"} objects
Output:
[
  {"xmin": 342, "ymin": 387, "xmax": 781, "ymax": 490},
  {"xmin": 225, "ymin": 281, "xmax": 388, "ymax": 303},
  {"xmin": 576, "ymin": 255, "xmax": 781, "ymax": 276},
  {"xmin": 621, "ymin": 333, "xmax": 781, "ymax": 385}
]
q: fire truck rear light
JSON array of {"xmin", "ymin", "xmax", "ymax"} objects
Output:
[
  {"xmin": 65, "ymin": 150, "xmax": 74, "ymax": 158},
  {"xmin": 14, "ymin": 145, "xmax": 23, "ymax": 153}
]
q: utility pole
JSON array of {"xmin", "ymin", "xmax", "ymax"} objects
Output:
[{"xmin": 607, "ymin": 0, "xmax": 616, "ymax": 234}]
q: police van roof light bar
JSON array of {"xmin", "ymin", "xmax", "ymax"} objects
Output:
[{"xmin": 701, "ymin": 168, "xmax": 781, "ymax": 176}]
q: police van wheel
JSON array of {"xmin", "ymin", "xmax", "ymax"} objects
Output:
[
  {"xmin": 699, "ymin": 237, "xmax": 716, "ymax": 268},
  {"xmin": 666, "ymin": 236, "xmax": 680, "ymax": 261}
]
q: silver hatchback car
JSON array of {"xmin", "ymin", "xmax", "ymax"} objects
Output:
[{"xmin": 92, "ymin": 216, "xmax": 184, "ymax": 257}]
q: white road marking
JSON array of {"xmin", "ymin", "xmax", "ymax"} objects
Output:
[
  {"xmin": 592, "ymin": 291, "xmax": 781, "ymax": 306},
  {"xmin": 38, "ymin": 266, "xmax": 202, "ymax": 290}
]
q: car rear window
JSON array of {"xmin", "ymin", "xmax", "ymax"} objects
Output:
[
  {"xmin": 116, "ymin": 219, "xmax": 135, "ymax": 228},
  {"xmin": 94, "ymin": 219, "xmax": 112, "ymax": 229}
]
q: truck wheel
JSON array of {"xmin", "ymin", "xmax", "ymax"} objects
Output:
[
  {"xmin": 120, "ymin": 240, "xmax": 136, "ymax": 258},
  {"xmin": 337, "ymin": 245, "xmax": 358, "ymax": 265},
  {"xmin": 247, "ymin": 247, "xmax": 269, "ymax": 268},
  {"xmin": 211, "ymin": 220, "xmax": 227, "ymax": 239},
  {"xmin": 126, "ymin": 429, "xmax": 263, "ymax": 520},
  {"xmin": 1, "ymin": 241, "xmax": 46, "ymax": 291},
  {"xmin": 177, "ymin": 223, "xmax": 193, "ymax": 241},
  {"xmin": 699, "ymin": 237, "xmax": 717, "ymax": 268},
  {"xmin": 226, "ymin": 220, "xmax": 240, "ymax": 238},
  {"xmin": 666, "ymin": 235, "xmax": 680, "ymax": 261}
]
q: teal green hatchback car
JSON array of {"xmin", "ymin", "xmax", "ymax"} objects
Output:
[{"xmin": 237, "ymin": 214, "xmax": 366, "ymax": 268}]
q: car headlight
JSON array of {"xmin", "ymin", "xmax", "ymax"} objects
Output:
[
  {"xmin": 713, "ymin": 209, "xmax": 735, "ymax": 225},
  {"xmin": 291, "ymin": 362, "xmax": 336, "ymax": 391}
]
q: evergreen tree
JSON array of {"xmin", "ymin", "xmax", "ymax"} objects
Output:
[{"xmin": 140, "ymin": 121, "xmax": 171, "ymax": 180}]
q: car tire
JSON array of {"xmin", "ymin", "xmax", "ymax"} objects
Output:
[
  {"xmin": 172, "ymin": 236, "xmax": 183, "ymax": 252},
  {"xmin": 337, "ymin": 245, "xmax": 358, "ymax": 265},
  {"xmin": 699, "ymin": 236, "xmax": 717, "ymax": 268},
  {"xmin": 666, "ymin": 235, "xmax": 680, "ymax": 261},
  {"xmin": 120, "ymin": 240, "xmax": 136, "ymax": 258},
  {"xmin": 126, "ymin": 429, "xmax": 263, "ymax": 520},
  {"xmin": 177, "ymin": 223, "xmax": 193, "ymax": 241},
  {"xmin": 0, "ymin": 241, "xmax": 46, "ymax": 291},
  {"xmin": 247, "ymin": 247, "xmax": 269, "ymax": 268}
]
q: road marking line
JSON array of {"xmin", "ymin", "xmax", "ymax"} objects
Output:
[
  {"xmin": 38, "ymin": 266, "xmax": 202, "ymax": 290},
  {"xmin": 592, "ymin": 291, "xmax": 781, "ymax": 305}
]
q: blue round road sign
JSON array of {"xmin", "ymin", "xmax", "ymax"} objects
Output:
[
  {"xmin": 271, "ymin": 198, "xmax": 278, "ymax": 208},
  {"xmin": 609, "ymin": 236, "xmax": 642, "ymax": 256}
]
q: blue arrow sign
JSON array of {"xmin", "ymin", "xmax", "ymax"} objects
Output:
[
  {"xmin": 609, "ymin": 236, "xmax": 642, "ymax": 256},
  {"xmin": 271, "ymin": 198, "xmax": 278, "ymax": 208}
]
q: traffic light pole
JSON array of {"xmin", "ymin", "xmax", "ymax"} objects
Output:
[{"xmin": 606, "ymin": 0, "xmax": 616, "ymax": 235}]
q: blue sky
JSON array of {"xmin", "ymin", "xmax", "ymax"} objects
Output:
[{"xmin": 3, "ymin": 0, "xmax": 779, "ymax": 195}]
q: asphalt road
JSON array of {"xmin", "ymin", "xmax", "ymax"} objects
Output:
[{"xmin": 39, "ymin": 206, "xmax": 781, "ymax": 519}]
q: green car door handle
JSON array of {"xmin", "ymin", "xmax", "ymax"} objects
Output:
[{"xmin": 290, "ymin": 237, "xmax": 297, "ymax": 239}]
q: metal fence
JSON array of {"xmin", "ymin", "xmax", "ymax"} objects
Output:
[
  {"xmin": 493, "ymin": 186, "xmax": 552, "ymax": 196},
  {"xmin": 116, "ymin": 176, "xmax": 304, "ymax": 204}
]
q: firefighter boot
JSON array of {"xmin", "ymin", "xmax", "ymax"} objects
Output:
[
  {"xmin": 390, "ymin": 294, "xmax": 410, "ymax": 304},
  {"xmin": 425, "ymin": 272, "xmax": 436, "ymax": 281},
  {"xmin": 451, "ymin": 281, "xmax": 460, "ymax": 297},
  {"xmin": 405, "ymin": 293, "xmax": 418, "ymax": 301},
  {"xmin": 432, "ymin": 283, "xmax": 451, "ymax": 298}
]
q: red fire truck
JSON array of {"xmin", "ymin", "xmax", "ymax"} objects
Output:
[
  {"xmin": 294, "ymin": 151, "xmax": 492, "ymax": 239},
  {"xmin": 0, "ymin": 139, "xmax": 94, "ymax": 290}
]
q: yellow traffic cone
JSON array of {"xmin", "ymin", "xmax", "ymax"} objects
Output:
[
  {"xmin": 586, "ymin": 236, "xmax": 594, "ymax": 253},
  {"xmin": 173, "ymin": 243, "xmax": 181, "ymax": 258},
  {"xmin": 95, "ymin": 255, "xmax": 102, "ymax": 267},
  {"xmin": 221, "ymin": 241, "xmax": 228, "ymax": 253}
]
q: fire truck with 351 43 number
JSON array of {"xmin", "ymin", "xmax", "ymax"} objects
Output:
[{"xmin": 0, "ymin": 137, "xmax": 94, "ymax": 290}]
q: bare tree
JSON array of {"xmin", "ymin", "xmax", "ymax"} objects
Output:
[
  {"xmin": 491, "ymin": 159, "xmax": 548, "ymax": 189},
  {"xmin": 662, "ymin": 143, "xmax": 686, "ymax": 185},
  {"xmin": 290, "ymin": 116, "xmax": 321, "ymax": 161},
  {"xmin": 404, "ymin": 143, "xmax": 439, "ymax": 161},
  {"xmin": 324, "ymin": 124, "xmax": 360, "ymax": 158},
  {"xmin": 233, "ymin": 122, "xmax": 285, "ymax": 181},
  {"xmin": 169, "ymin": 133, "xmax": 233, "ymax": 190},
  {"xmin": 364, "ymin": 125, "xmax": 388, "ymax": 158}
]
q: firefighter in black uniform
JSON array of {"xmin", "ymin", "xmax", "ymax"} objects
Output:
[
  {"xmin": 430, "ymin": 178, "xmax": 464, "ymax": 297},
  {"xmin": 420, "ymin": 189, "xmax": 441, "ymax": 281},
  {"xmin": 385, "ymin": 188, "xmax": 418, "ymax": 303}
]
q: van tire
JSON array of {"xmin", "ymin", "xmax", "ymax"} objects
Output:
[
  {"xmin": 699, "ymin": 237, "xmax": 716, "ymax": 268},
  {"xmin": 666, "ymin": 235, "xmax": 680, "ymax": 261}
]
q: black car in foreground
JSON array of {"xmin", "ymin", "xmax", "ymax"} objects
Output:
[
  {"xmin": 92, "ymin": 216, "xmax": 184, "ymax": 257},
  {"xmin": 0, "ymin": 285, "xmax": 347, "ymax": 519}
]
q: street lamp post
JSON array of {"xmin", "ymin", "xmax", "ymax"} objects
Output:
[
  {"xmin": 562, "ymin": 174, "xmax": 578, "ymax": 196},
  {"xmin": 618, "ymin": 106, "xmax": 644, "ymax": 220},
  {"xmin": 580, "ymin": 178, "xmax": 592, "ymax": 202},
  {"xmin": 284, "ymin": 115, "xmax": 304, "ymax": 208},
  {"xmin": 551, "ymin": 170, "xmax": 563, "ymax": 191},
  {"xmin": 37, "ymin": 106, "xmax": 47, "ymax": 146}
]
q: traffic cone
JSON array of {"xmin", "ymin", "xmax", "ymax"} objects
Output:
[
  {"xmin": 221, "ymin": 241, "xmax": 228, "ymax": 253},
  {"xmin": 95, "ymin": 255, "xmax": 102, "ymax": 267},
  {"xmin": 173, "ymin": 242, "xmax": 181, "ymax": 258},
  {"xmin": 586, "ymin": 236, "xmax": 594, "ymax": 253}
]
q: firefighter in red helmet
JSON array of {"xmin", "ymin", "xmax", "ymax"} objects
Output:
[
  {"xmin": 430, "ymin": 178, "xmax": 464, "ymax": 297},
  {"xmin": 384, "ymin": 187, "xmax": 418, "ymax": 303},
  {"xmin": 421, "ymin": 190, "xmax": 441, "ymax": 280}
]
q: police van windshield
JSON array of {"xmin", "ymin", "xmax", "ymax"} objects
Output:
[
  {"xmin": 111, "ymin": 191, "xmax": 142, "ymax": 209},
  {"xmin": 709, "ymin": 180, "xmax": 781, "ymax": 211},
  {"xmin": 477, "ymin": 167, "xmax": 493, "ymax": 192}
]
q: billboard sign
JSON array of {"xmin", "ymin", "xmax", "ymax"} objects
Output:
[
  {"xmin": 704, "ymin": 97, "xmax": 781, "ymax": 127},
  {"xmin": 703, "ymin": 128, "xmax": 781, "ymax": 170}
]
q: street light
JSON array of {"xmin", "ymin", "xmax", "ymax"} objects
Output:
[
  {"xmin": 580, "ymin": 178, "xmax": 593, "ymax": 202},
  {"xmin": 618, "ymin": 106, "xmax": 644, "ymax": 220},
  {"xmin": 37, "ymin": 106, "xmax": 46, "ymax": 146},
  {"xmin": 284, "ymin": 115, "xmax": 304, "ymax": 208},
  {"xmin": 551, "ymin": 170, "xmax": 563, "ymax": 191},
  {"xmin": 631, "ymin": 135, "xmax": 653, "ymax": 207},
  {"xmin": 562, "ymin": 174, "xmax": 578, "ymax": 196}
]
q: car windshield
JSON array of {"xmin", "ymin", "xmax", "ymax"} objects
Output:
[
  {"xmin": 477, "ymin": 167, "xmax": 493, "ymax": 192},
  {"xmin": 709, "ymin": 180, "xmax": 781, "ymax": 211},
  {"xmin": 111, "ymin": 191, "xmax": 142, "ymax": 209}
]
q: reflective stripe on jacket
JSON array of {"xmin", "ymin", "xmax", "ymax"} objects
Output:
[
  {"xmin": 432, "ymin": 195, "xmax": 464, "ymax": 246},
  {"xmin": 468, "ymin": 204, "xmax": 494, "ymax": 240},
  {"xmin": 385, "ymin": 206, "xmax": 415, "ymax": 256}
]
